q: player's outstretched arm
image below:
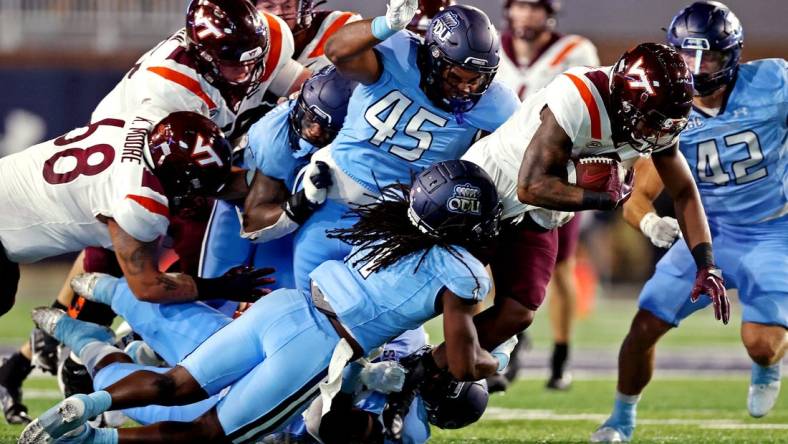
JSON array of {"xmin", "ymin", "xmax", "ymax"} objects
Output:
[
  {"xmin": 109, "ymin": 219, "xmax": 275, "ymax": 303},
  {"xmin": 441, "ymin": 289, "xmax": 498, "ymax": 381},
  {"xmin": 325, "ymin": 0, "xmax": 417, "ymax": 84},
  {"xmin": 651, "ymin": 145, "xmax": 710, "ymax": 251},
  {"xmin": 653, "ymin": 145, "xmax": 729, "ymax": 324}
]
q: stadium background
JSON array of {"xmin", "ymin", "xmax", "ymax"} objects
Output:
[{"xmin": 0, "ymin": 1, "xmax": 785, "ymax": 442}]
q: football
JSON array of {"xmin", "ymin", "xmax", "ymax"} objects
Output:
[{"xmin": 570, "ymin": 156, "xmax": 620, "ymax": 192}]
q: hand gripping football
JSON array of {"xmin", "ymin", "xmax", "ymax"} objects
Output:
[{"xmin": 569, "ymin": 156, "xmax": 622, "ymax": 192}]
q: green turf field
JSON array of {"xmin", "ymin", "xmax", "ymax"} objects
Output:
[
  {"xmin": 0, "ymin": 376, "xmax": 785, "ymax": 443},
  {"xmin": 1, "ymin": 264, "xmax": 784, "ymax": 443}
]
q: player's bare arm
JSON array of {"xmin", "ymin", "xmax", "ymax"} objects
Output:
[
  {"xmin": 242, "ymin": 171, "xmax": 291, "ymax": 232},
  {"xmin": 325, "ymin": 0, "xmax": 418, "ymax": 84},
  {"xmin": 324, "ymin": 19, "xmax": 384, "ymax": 84},
  {"xmin": 517, "ymin": 106, "xmax": 588, "ymax": 210},
  {"xmin": 108, "ymin": 218, "xmax": 198, "ymax": 303},
  {"xmin": 651, "ymin": 144, "xmax": 711, "ymax": 250},
  {"xmin": 622, "ymin": 158, "xmax": 665, "ymax": 229},
  {"xmin": 441, "ymin": 289, "xmax": 498, "ymax": 381},
  {"xmin": 215, "ymin": 169, "xmax": 253, "ymax": 202}
]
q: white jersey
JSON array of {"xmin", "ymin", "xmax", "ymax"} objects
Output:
[
  {"xmin": 463, "ymin": 66, "xmax": 646, "ymax": 228},
  {"xmin": 294, "ymin": 10, "xmax": 361, "ymax": 71},
  {"xmin": 91, "ymin": 13, "xmax": 302, "ymax": 141},
  {"xmin": 0, "ymin": 115, "xmax": 169, "ymax": 263},
  {"xmin": 496, "ymin": 32, "xmax": 599, "ymax": 101}
]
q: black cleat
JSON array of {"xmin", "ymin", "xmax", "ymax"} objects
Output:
[{"xmin": 0, "ymin": 353, "xmax": 33, "ymax": 425}]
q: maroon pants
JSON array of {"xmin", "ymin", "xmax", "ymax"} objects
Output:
[{"xmin": 489, "ymin": 213, "xmax": 582, "ymax": 311}]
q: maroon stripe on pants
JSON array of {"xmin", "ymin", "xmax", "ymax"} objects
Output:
[{"xmin": 556, "ymin": 213, "xmax": 582, "ymax": 263}]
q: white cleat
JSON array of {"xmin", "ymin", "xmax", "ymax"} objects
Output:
[
  {"xmin": 18, "ymin": 396, "xmax": 88, "ymax": 444},
  {"xmin": 30, "ymin": 307, "xmax": 66, "ymax": 337},
  {"xmin": 748, "ymin": 381, "xmax": 780, "ymax": 418},
  {"xmin": 69, "ymin": 273, "xmax": 111, "ymax": 301},
  {"xmin": 590, "ymin": 426, "xmax": 629, "ymax": 443}
]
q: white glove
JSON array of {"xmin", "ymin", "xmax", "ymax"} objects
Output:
[
  {"xmin": 302, "ymin": 160, "xmax": 332, "ymax": 205},
  {"xmin": 359, "ymin": 360, "xmax": 407, "ymax": 394},
  {"xmin": 639, "ymin": 212, "xmax": 681, "ymax": 249},
  {"xmin": 385, "ymin": 0, "xmax": 419, "ymax": 31},
  {"xmin": 491, "ymin": 335, "xmax": 519, "ymax": 373}
]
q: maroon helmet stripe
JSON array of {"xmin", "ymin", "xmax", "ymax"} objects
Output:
[{"xmin": 584, "ymin": 69, "xmax": 610, "ymax": 110}]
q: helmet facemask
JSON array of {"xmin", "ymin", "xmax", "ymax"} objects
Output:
[
  {"xmin": 420, "ymin": 44, "xmax": 497, "ymax": 122},
  {"xmin": 287, "ymin": 98, "xmax": 339, "ymax": 156},
  {"xmin": 677, "ymin": 41, "xmax": 739, "ymax": 96}
]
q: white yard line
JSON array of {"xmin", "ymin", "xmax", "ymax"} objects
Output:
[{"xmin": 483, "ymin": 408, "xmax": 788, "ymax": 430}]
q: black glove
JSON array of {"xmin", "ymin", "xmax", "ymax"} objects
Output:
[
  {"xmin": 283, "ymin": 161, "xmax": 332, "ymax": 225},
  {"xmin": 382, "ymin": 346, "xmax": 446, "ymax": 440},
  {"xmin": 195, "ymin": 265, "xmax": 275, "ymax": 302}
]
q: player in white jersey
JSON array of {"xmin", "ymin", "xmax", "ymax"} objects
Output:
[
  {"xmin": 254, "ymin": 0, "xmax": 362, "ymax": 71},
  {"xmin": 492, "ymin": 0, "xmax": 600, "ymax": 391},
  {"xmin": 92, "ymin": 0, "xmax": 309, "ymax": 141},
  {"xmin": 420, "ymin": 43, "xmax": 731, "ymax": 386},
  {"xmin": 497, "ymin": 0, "xmax": 598, "ymax": 101},
  {"xmin": 0, "ymin": 111, "xmax": 274, "ymax": 319}
]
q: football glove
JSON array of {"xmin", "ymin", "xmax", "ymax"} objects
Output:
[
  {"xmin": 690, "ymin": 266, "xmax": 729, "ymax": 325},
  {"xmin": 639, "ymin": 212, "xmax": 681, "ymax": 249}
]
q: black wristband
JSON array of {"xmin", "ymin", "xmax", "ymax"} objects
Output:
[
  {"xmin": 690, "ymin": 242, "xmax": 715, "ymax": 269},
  {"xmin": 581, "ymin": 190, "xmax": 615, "ymax": 210},
  {"xmin": 282, "ymin": 189, "xmax": 318, "ymax": 225}
]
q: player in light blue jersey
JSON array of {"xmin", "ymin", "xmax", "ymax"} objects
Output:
[
  {"xmin": 282, "ymin": 2, "xmax": 519, "ymax": 291},
  {"xmin": 198, "ymin": 66, "xmax": 356, "ymax": 315},
  {"xmin": 592, "ymin": 3, "xmax": 787, "ymax": 442},
  {"xmin": 20, "ymin": 160, "xmax": 506, "ymax": 444}
]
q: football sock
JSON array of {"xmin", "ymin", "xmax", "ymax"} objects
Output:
[
  {"xmin": 0, "ymin": 352, "xmax": 32, "ymax": 396},
  {"xmin": 54, "ymin": 316, "xmax": 115, "ymax": 356},
  {"xmin": 609, "ymin": 391, "xmax": 640, "ymax": 426},
  {"xmin": 550, "ymin": 342, "xmax": 569, "ymax": 380},
  {"xmin": 751, "ymin": 362, "xmax": 781, "ymax": 385},
  {"xmin": 91, "ymin": 276, "xmax": 120, "ymax": 306},
  {"xmin": 95, "ymin": 426, "xmax": 119, "ymax": 444},
  {"xmin": 84, "ymin": 391, "xmax": 113, "ymax": 418}
]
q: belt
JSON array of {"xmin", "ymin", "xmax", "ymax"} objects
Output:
[{"xmin": 310, "ymin": 281, "xmax": 364, "ymax": 360}]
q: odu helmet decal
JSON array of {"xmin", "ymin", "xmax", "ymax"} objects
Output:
[
  {"xmin": 447, "ymin": 183, "xmax": 482, "ymax": 215},
  {"xmin": 431, "ymin": 9, "xmax": 460, "ymax": 42}
]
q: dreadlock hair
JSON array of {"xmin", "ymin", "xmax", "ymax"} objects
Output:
[{"xmin": 327, "ymin": 183, "xmax": 483, "ymax": 293}]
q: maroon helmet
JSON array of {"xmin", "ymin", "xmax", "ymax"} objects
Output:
[
  {"xmin": 609, "ymin": 43, "xmax": 693, "ymax": 153},
  {"xmin": 407, "ymin": 0, "xmax": 455, "ymax": 35},
  {"xmin": 145, "ymin": 112, "xmax": 233, "ymax": 209},
  {"xmin": 186, "ymin": 0, "xmax": 269, "ymax": 90}
]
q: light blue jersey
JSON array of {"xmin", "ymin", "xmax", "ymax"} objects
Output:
[
  {"xmin": 640, "ymin": 59, "xmax": 788, "ymax": 328},
  {"xmin": 199, "ymin": 100, "xmax": 314, "ymax": 301},
  {"xmin": 680, "ymin": 59, "xmax": 788, "ymax": 225},
  {"xmin": 244, "ymin": 100, "xmax": 315, "ymax": 190},
  {"xmin": 331, "ymin": 32, "xmax": 519, "ymax": 192},
  {"xmin": 311, "ymin": 244, "xmax": 490, "ymax": 353}
]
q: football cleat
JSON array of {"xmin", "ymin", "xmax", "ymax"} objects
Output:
[
  {"xmin": 0, "ymin": 385, "xmax": 30, "ymax": 425},
  {"xmin": 0, "ymin": 354, "xmax": 33, "ymax": 425},
  {"xmin": 589, "ymin": 425, "xmax": 631, "ymax": 443},
  {"xmin": 748, "ymin": 381, "xmax": 781, "ymax": 418},
  {"xmin": 29, "ymin": 328, "xmax": 61, "ymax": 375},
  {"xmin": 546, "ymin": 374, "xmax": 573, "ymax": 391},
  {"xmin": 58, "ymin": 354, "xmax": 93, "ymax": 399},
  {"xmin": 18, "ymin": 395, "xmax": 90, "ymax": 444},
  {"xmin": 69, "ymin": 273, "xmax": 111, "ymax": 303},
  {"xmin": 31, "ymin": 307, "xmax": 65, "ymax": 338}
]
